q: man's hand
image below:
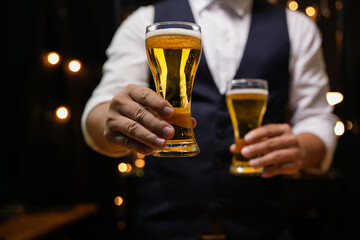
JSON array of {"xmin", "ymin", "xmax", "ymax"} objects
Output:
[
  {"xmin": 230, "ymin": 123, "xmax": 303, "ymax": 178},
  {"xmin": 104, "ymin": 84, "xmax": 176, "ymax": 155}
]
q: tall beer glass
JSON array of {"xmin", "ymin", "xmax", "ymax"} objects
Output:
[
  {"xmin": 145, "ymin": 22, "xmax": 201, "ymax": 157},
  {"xmin": 226, "ymin": 79, "xmax": 268, "ymax": 176}
]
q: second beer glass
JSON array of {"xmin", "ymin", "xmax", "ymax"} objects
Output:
[
  {"xmin": 145, "ymin": 22, "xmax": 201, "ymax": 157},
  {"xmin": 226, "ymin": 79, "xmax": 268, "ymax": 176}
]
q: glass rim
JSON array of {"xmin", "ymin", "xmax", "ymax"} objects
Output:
[
  {"xmin": 228, "ymin": 78, "xmax": 268, "ymax": 92},
  {"xmin": 146, "ymin": 21, "xmax": 201, "ymax": 32},
  {"xmin": 231, "ymin": 78, "xmax": 268, "ymax": 84}
]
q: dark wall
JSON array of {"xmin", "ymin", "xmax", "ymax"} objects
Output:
[
  {"xmin": 1, "ymin": 0, "xmax": 359, "ymax": 239},
  {"xmin": 339, "ymin": 0, "xmax": 360, "ymax": 237},
  {"xmin": 1, "ymin": 0, "xmax": 115, "ymax": 207}
]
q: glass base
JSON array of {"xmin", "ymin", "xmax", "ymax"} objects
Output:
[
  {"xmin": 152, "ymin": 140, "xmax": 200, "ymax": 157},
  {"xmin": 230, "ymin": 164, "xmax": 263, "ymax": 177}
]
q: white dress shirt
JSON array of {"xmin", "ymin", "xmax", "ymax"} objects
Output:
[{"xmin": 82, "ymin": 0, "xmax": 337, "ymax": 173}]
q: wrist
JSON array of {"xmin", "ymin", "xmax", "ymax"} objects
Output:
[{"xmin": 296, "ymin": 132, "xmax": 325, "ymax": 170}]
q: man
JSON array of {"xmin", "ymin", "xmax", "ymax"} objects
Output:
[{"xmin": 82, "ymin": 0, "xmax": 337, "ymax": 239}]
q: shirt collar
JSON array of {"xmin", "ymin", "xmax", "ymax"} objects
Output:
[{"xmin": 189, "ymin": 0, "xmax": 253, "ymax": 17}]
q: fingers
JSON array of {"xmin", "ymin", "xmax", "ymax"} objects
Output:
[
  {"xmin": 230, "ymin": 123, "xmax": 303, "ymax": 178},
  {"xmin": 191, "ymin": 117, "xmax": 197, "ymax": 128},
  {"xmin": 244, "ymin": 123, "xmax": 292, "ymax": 143},
  {"xmin": 241, "ymin": 132, "xmax": 298, "ymax": 158},
  {"xmin": 260, "ymin": 160, "xmax": 302, "ymax": 178},
  {"xmin": 106, "ymin": 114, "xmax": 168, "ymax": 149},
  {"xmin": 248, "ymin": 148, "xmax": 300, "ymax": 167},
  {"xmin": 111, "ymin": 93, "xmax": 174, "ymax": 139},
  {"xmin": 104, "ymin": 84, "xmax": 176, "ymax": 154},
  {"xmin": 105, "ymin": 131, "xmax": 154, "ymax": 155},
  {"xmin": 125, "ymin": 84, "xmax": 174, "ymax": 118}
]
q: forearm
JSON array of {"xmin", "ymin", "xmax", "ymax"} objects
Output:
[
  {"xmin": 85, "ymin": 102, "xmax": 130, "ymax": 157},
  {"xmin": 296, "ymin": 132, "xmax": 326, "ymax": 170}
]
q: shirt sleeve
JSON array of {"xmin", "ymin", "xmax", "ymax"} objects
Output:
[
  {"xmin": 81, "ymin": 5, "xmax": 154, "ymax": 149},
  {"xmin": 286, "ymin": 9, "xmax": 338, "ymax": 173}
]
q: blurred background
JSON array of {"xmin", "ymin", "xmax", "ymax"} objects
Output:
[{"xmin": 1, "ymin": 0, "xmax": 359, "ymax": 239}]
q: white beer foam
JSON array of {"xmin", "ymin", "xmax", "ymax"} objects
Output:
[
  {"xmin": 226, "ymin": 88, "xmax": 268, "ymax": 96},
  {"xmin": 146, "ymin": 28, "xmax": 201, "ymax": 39}
]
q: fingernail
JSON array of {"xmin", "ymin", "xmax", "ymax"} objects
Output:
[
  {"xmin": 163, "ymin": 106, "xmax": 174, "ymax": 117},
  {"xmin": 249, "ymin": 159, "xmax": 259, "ymax": 167},
  {"xmin": 155, "ymin": 138, "xmax": 166, "ymax": 148},
  {"xmin": 245, "ymin": 132, "xmax": 255, "ymax": 141},
  {"xmin": 241, "ymin": 146, "xmax": 250, "ymax": 156},
  {"xmin": 162, "ymin": 126, "xmax": 173, "ymax": 138}
]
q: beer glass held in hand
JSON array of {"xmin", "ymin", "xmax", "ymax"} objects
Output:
[
  {"xmin": 145, "ymin": 22, "xmax": 201, "ymax": 157},
  {"xmin": 226, "ymin": 79, "xmax": 268, "ymax": 176}
]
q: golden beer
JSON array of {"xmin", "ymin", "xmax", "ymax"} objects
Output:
[
  {"xmin": 145, "ymin": 23, "xmax": 201, "ymax": 157},
  {"xmin": 226, "ymin": 81, "xmax": 268, "ymax": 176}
]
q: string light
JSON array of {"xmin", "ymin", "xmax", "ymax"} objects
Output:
[
  {"xmin": 334, "ymin": 121, "xmax": 345, "ymax": 136},
  {"xmin": 287, "ymin": 1, "xmax": 298, "ymax": 11},
  {"xmin": 55, "ymin": 106, "xmax": 69, "ymax": 120},
  {"xmin": 125, "ymin": 163, "xmax": 132, "ymax": 173},
  {"xmin": 346, "ymin": 120, "xmax": 353, "ymax": 131},
  {"xmin": 134, "ymin": 159, "xmax": 146, "ymax": 168},
  {"xmin": 305, "ymin": 6, "xmax": 317, "ymax": 17},
  {"xmin": 118, "ymin": 163, "xmax": 128, "ymax": 173},
  {"xmin": 326, "ymin": 92, "xmax": 344, "ymax": 106},
  {"xmin": 114, "ymin": 196, "xmax": 123, "ymax": 206},
  {"xmin": 68, "ymin": 59, "xmax": 81, "ymax": 72},
  {"xmin": 47, "ymin": 52, "xmax": 60, "ymax": 65},
  {"xmin": 137, "ymin": 153, "xmax": 145, "ymax": 158},
  {"xmin": 335, "ymin": 0, "xmax": 343, "ymax": 10}
]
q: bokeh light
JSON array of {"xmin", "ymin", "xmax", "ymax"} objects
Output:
[
  {"xmin": 326, "ymin": 92, "xmax": 344, "ymax": 106},
  {"xmin": 68, "ymin": 59, "xmax": 81, "ymax": 72},
  {"xmin": 118, "ymin": 163, "xmax": 128, "ymax": 173},
  {"xmin": 334, "ymin": 121, "xmax": 345, "ymax": 136},
  {"xmin": 125, "ymin": 163, "xmax": 132, "ymax": 173},
  {"xmin": 305, "ymin": 6, "xmax": 316, "ymax": 17},
  {"xmin": 114, "ymin": 196, "xmax": 123, "ymax": 206},
  {"xmin": 134, "ymin": 159, "xmax": 145, "ymax": 168},
  {"xmin": 335, "ymin": 0, "xmax": 343, "ymax": 10},
  {"xmin": 55, "ymin": 106, "xmax": 69, "ymax": 120},
  {"xmin": 287, "ymin": 1, "xmax": 298, "ymax": 11},
  {"xmin": 47, "ymin": 52, "xmax": 60, "ymax": 65}
]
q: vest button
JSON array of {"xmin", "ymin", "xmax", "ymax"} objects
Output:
[{"xmin": 214, "ymin": 157, "xmax": 224, "ymax": 169}]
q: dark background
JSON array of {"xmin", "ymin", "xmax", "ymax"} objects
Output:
[{"xmin": 1, "ymin": 0, "xmax": 359, "ymax": 239}]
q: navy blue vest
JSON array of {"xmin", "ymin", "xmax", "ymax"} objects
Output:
[{"xmin": 137, "ymin": 0, "xmax": 290, "ymax": 239}]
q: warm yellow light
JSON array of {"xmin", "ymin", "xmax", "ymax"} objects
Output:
[
  {"xmin": 118, "ymin": 162, "xmax": 128, "ymax": 173},
  {"xmin": 326, "ymin": 92, "xmax": 344, "ymax": 106},
  {"xmin": 346, "ymin": 120, "xmax": 353, "ymax": 131},
  {"xmin": 306, "ymin": 6, "xmax": 316, "ymax": 17},
  {"xmin": 335, "ymin": 0, "xmax": 343, "ymax": 10},
  {"xmin": 334, "ymin": 121, "xmax": 345, "ymax": 136},
  {"xmin": 55, "ymin": 106, "xmax": 69, "ymax": 120},
  {"xmin": 68, "ymin": 59, "xmax": 81, "ymax": 72},
  {"xmin": 134, "ymin": 159, "xmax": 145, "ymax": 168},
  {"xmin": 125, "ymin": 163, "xmax": 132, "ymax": 173},
  {"xmin": 136, "ymin": 153, "xmax": 145, "ymax": 158},
  {"xmin": 288, "ymin": 1, "xmax": 298, "ymax": 11},
  {"xmin": 114, "ymin": 196, "xmax": 123, "ymax": 206},
  {"xmin": 47, "ymin": 52, "xmax": 60, "ymax": 65}
]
